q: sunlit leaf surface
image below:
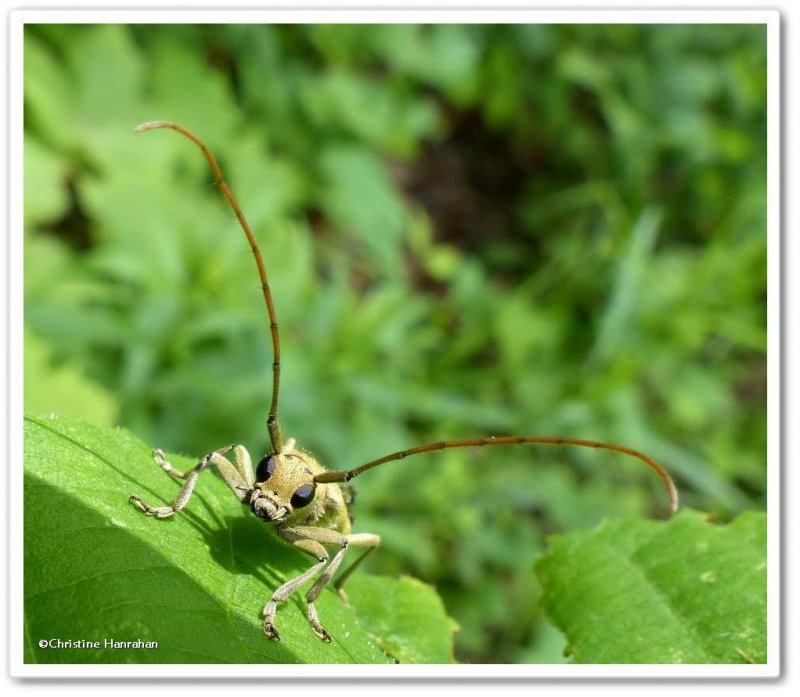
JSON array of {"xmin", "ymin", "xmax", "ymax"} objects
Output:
[
  {"xmin": 536, "ymin": 510, "xmax": 767, "ymax": 663},
  {"xmin": 24, "ymin": 414, "xmax": 456, "ymax": 664}
]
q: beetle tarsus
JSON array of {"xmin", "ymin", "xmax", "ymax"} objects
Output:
[{"xmin": 263, "ymin": 621, "xmax": 281, "ymax": 642}]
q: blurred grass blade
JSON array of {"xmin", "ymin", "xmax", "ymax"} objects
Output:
[{"xmin": 589, "ymin": 206, "xmax": 662, "ymax": 365}]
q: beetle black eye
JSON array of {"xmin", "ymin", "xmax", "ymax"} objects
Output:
[
  {"xmin": 256, "ymin": 456, "xmax": 277, "ymax": 483},
  {"xmin": 290, "ymin": 484, "xmax": 316, "ymax": 509}
]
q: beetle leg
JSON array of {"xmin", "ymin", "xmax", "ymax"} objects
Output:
[
  {"xmin": 333, "ymin": 532, "xmax": 381, "ymax": 604},
  {"xmin": 230, "ymin": 444, "xmax": 255, "ymax": 489},
  {"xmin": 262, "ymin": 535, "xmax": 330, "ymax": 642},
  {"xmin": 130, "ymin": 446, "xmax": 250, "ymax": 517},
  {"xmin": 266, "ymin": 527, "xmax": 382, "ymax": 640},
  {"xmin": 266, "ymin": 527, "xmax": 350, "ymax": 641},
  {"xmin": 152, "ymin": 448, "xmax": 188, "ymax": 480}
]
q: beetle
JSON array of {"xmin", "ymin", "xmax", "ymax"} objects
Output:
[{"xmin": 128, "ymin": 121, "xmax": 679, "ymax": 643}]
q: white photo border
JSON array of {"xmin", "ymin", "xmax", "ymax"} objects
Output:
[{"xmin": 7, "ymin": 6, "xmax": 781, "ymax": 679}]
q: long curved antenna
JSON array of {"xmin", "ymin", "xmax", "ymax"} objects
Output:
[
  {"xmin": 135, "ymin": 121, "xmax": 285, "ymax": 452},
  {"xmin": 315, "ymin": 436, "xmax": 679, "ymax": 513}
]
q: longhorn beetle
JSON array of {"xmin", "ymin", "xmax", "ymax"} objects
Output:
[{"xmin": 129, "ymin": 121, "xmax": 679, "ymax": 644}]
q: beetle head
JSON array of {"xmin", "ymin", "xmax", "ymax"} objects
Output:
[{"xmin": 249, "ymin": 445, "xmax": 318, "ymax": 524}]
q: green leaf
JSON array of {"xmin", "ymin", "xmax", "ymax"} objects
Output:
[
  {"xmin": 535, "ymin": 509, "xmax": 767, "ymax": 663},
  {"xmin": 23, "ymin": 414, "xmax": 455, "ymax": 663},
  {"xmin": 345, "ymin": 575, "xmax": 459, "ymax": 664}
]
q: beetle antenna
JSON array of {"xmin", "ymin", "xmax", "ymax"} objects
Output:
[
  {"xmin": 315, "ymin": 436, "xmax": 679, "ymax": 513},
  {"xmin": 135, "ymin": 121, "xmax": 285, "ymax": 452}
]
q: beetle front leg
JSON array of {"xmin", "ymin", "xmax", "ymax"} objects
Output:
[
  {"xmin": 265, "ymin": 527, "xmax": 380, "ymax": 642},
  {"xmin": 264, "ymin": 527, "xmax": 352, "ymax": 642},
  {"xmin": 262, "ymin": 537, "xmax": 329, "ymax": 642},
  {"xmin": 153, "ymin": 448, "xmax": 188, "ymax": 480},
  {"xmin": 230, "ymin": 444, "xmax": 255, "ymax": 489},
  {"xmin": 130, "ymin": 456, "xmax": 208, "ymax": 518},
  {"xmin": 130, "ymin": 446, "xmax": 251, "ymax": 517}
]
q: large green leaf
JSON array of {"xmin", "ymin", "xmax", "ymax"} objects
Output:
[
  {"xmin": 535, "ymin": 510, "xmax": 767, "ymax": 663},
  {"xmin": 344, "ymin": 575, "xmax": 458, "ymax": 664},
  {"xmin": 23, "ymin": 414, "xmax": 456, "ymax": 664}
]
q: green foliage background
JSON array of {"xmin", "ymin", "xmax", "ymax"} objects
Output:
[{"xmin": 24, "ymin": 24, "xmax": 767, "ymax": 663}]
